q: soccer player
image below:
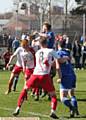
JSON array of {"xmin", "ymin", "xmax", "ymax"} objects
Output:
[
  {"xmin": 5, "ymin": 39, "xmax": 29, "ymax": 94},
  {"xmin": 37, "ymin": 22, "xmax": 55, "ymax": 49},
  {"xmin": 34, "ymin": 22, "xmax": 55, "ymax": 98},
  {"xmin": 56, "ymin": 41, "xmax": 79, "ymax": 118},
  {"xmin": 21, "ymin": 44, "xmax": 36, "ymax": 81},
  {"xmin": 20, "ymin": 41, "xmax": 36, "ymax": 100},
  {"xmin": 13, "ymin": 37, "xmax": 63, "ymax": 119}
]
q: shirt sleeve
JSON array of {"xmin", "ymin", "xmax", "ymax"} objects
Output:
[
  {"xmin": 51, "ymin": 49, "xmax": 59, "ymax": 59},
  {"xmin": 56, "ymin": 51, "xmax": 62, "ymax": 58}
]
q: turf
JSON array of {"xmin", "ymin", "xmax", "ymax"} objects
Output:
[{"xmin": 0, "ymin": 70, "xmax": 86, "ymax": 120}]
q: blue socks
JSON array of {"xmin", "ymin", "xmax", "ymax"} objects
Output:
[
  {"xmin": 71, "ymin": 96, "xmax": 78, "ymax": 108},
  {"xmin": 61, "ymin": 97, "xmax": 73, "ymax": 110}
]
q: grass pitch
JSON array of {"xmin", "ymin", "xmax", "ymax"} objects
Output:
[{"xmin": 0, "ymin": 70, "xmax": 86, "ymax": 120}]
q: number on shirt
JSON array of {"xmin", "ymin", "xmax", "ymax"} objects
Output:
[{"xmin": 39, "ymin": 51, "xmax": 44, "ymax": 63}]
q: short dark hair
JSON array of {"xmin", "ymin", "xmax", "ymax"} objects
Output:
[
  {"xmin": 39, "ymin": 37, "xmax": 47, "ymax": 46},
  {"xmin": 43, "ymin": 22, "xmax": 51, "ymax": 30}
]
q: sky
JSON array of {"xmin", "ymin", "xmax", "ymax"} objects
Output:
[{"xmin": 0, "ymin": 0, "xmax": 13, "ymax": 13}]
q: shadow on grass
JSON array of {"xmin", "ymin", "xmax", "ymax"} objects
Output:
[
  {"xmin": 61, "ymin": 115, "xmax": 86, "ymax": 119},
  {"xmin": 77, "ymin": 98, "xmax": 86, "ymax": 102},
  {"xmin": 43, "ymin": 97, "xmax": 86, "ymax": 102}
]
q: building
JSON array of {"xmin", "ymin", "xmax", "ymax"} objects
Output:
[{"xmin": 0, "ymin": 12, "xmax": 13, "ymax": 32}]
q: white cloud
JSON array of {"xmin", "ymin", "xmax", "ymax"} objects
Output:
[{"xmin": 0, "ymin": 0, "xmax": 13, "ymax": 13}]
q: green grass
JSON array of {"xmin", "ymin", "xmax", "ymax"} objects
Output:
[{"xmin": 0, "ymin": 70, "xmax": 86, "ymax": 120}]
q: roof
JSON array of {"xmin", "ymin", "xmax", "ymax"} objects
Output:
[{"xmin": 3, "ymin": 20, "xmax": 28, "ymax": 30}]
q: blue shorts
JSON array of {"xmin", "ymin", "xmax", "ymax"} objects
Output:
[{"xmin": 60, "ymin": 75, "xmax": 76, "ymax": 90}]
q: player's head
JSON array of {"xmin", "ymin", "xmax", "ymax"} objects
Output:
[
  {"xmin": 20, "ymin": 39, "xmax": 29, "ymax": 48},
  {"xmin": 39, "ymin": 36, "xmax": 47, "ymax": 47},
  {"xmin": 42, "ymin": 22, "xmax": 51, "ymax": 32}
]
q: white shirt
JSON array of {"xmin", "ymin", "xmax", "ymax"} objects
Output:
[
  {"xmin": 13, "ymin": 47, "xmax": 25, "ymax": 67},
  {"xmin": 21, "ymin": 50, "xmax": 35, "ymax": 69},
  {"xmin": 31, "ymin": 40, "xmax": 40, "ymax": 52},
  {"xmin": 33, "ymin": 48, "xmax": 58, "ymax": 75}
]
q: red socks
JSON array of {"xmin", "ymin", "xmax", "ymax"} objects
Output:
[
  {"xmin": 51, "ymin": 96, "xmax": 57, "ymax": 111},
  {"xmin": 17, "ymin": 89, "xmax": 27, "ymax": 107}
]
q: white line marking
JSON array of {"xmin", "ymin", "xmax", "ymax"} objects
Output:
[
  {"xmin": 0, "ymin": 107, "xmax": 49, "ymax": 118},
  {"xmin": 0, "ymin": 107, "xmax": 81, "ymax": 120}
]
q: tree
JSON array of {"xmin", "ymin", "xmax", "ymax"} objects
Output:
[
  {"xmin": 75, "ymin": 0, "xmax": 81, "ymax": 4},
  {"xmin": 70, "ymin": 5, "xmax": 86, "ymax": 15}
]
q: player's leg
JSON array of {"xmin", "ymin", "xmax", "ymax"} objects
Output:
[
  {"xmin": 34, "ymin": 88, "xmax": 39, "ymax": 101},
  {"xmin": 41, "ymin": 74, "xmax": 58, "ymax": 119},
  {"xmin": 12, "ymin": 66, "xmax": 23, "ymax": 91},
  {"xmin": 49, "ymin": 91, "xmax": 58, "ymax": 119},
  {"xmin": 12, "ymin": 74, "xmax": 19, "ymax": 91},
  {"xmin": 13, "ymin": 74, "xmax": 38, "ymax": 116},
  {"xmin": 5, "ymin": 72, "xmax": 15, "ymax": 94},
  {"xmin": 41, "ymin": 66, "xmax": 56, "ymax": 99},
  {"xmin": 24, "ymin": 68, "xmax": 34, "ymax": 100},
  {"xmin": 31, "ymin": 88, "xmax": 36, "ymax": 96},
  {"xmin": 17, "ymin": 71, "xmax": 35, "ymax": 107},
  {"xmin": 40, "ymin": 88, "xmax": 47, "ymax": 98},
  {"xmin": 60, "ymin": 89, "xmax": 75, "ymax": 117},
  {"xmin": 31, "ymin": 87, "xmax": 40, "ymax": 101},
  {"xmin": 13, "ymin": 85, "xmax": 28, "ymax": 116},
  {"xmin": 60, "ymin": 90, "xmax": 73, "ymax": 109},
  {"xmin": 5, "ymin": 65, "xmax": 22, "ymax": 94},
  {"xmin": 25, "ymin": 69, "xmax": 40, "ymax": 101},
  {"xmin": 68, "ymin": 89, "xmax": 79, "ymax": 116}
]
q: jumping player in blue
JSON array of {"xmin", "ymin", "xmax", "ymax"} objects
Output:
[{"xmin": 56, "ymin": 40, "xmax": 79, "ymax": 118}]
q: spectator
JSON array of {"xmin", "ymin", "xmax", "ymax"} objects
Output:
[
  {"xmin": 12, "ymin": 37, "xmax": 20, "ymax": 52},
  {"xmin": 82, "ymin": 41, "xmax": 86, "ymax": 69},
  {"xmin": 73, "ymin": 40, "xmax": 82, "ymax": 69},
  {"xmin": 3, "ymin": 33, "xmax": 8, "ymax": 46},
  {"xmin": 8, "ymin": 35, "xmax": 13, "ymax": 52},
  {"xmin": 3, "ymin": 48, "xmax": 12, "ymax": 70},
  {"xmin": 65, "ymin": 37, "xmax": 72, "ymax": 55}
]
